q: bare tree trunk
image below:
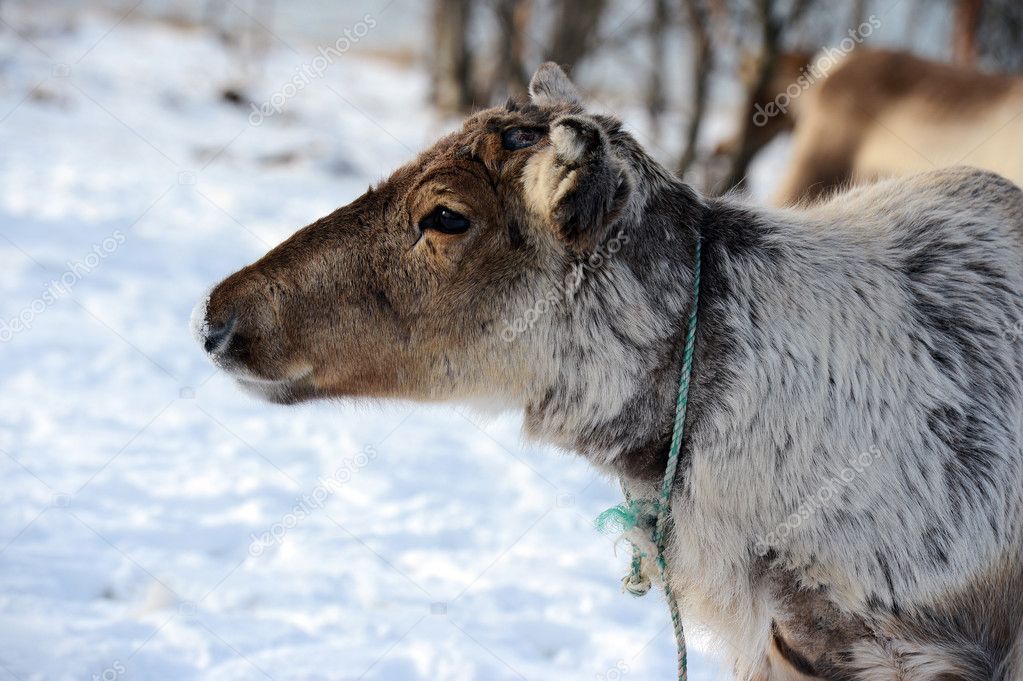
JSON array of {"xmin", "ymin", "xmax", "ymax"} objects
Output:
[
  {"xmin": 493, "ymin": 0, "xmax": 533, "ymax": 101},
  {"xmin": 974, "ymin": 0, "xmax": 1023, "ymax": 70},
  {"xmin": 646, "ymin": 0, "xmax": 670, "ymax": 140},
  {"xmin": 677, "ymin": 0, "xmax": 712, "ymax": 176},
  {"xmin": 707, "ymin": 0, "xmax": 729, "ymax": 34},
  {"xmin": 546, "ymin": 0, "xmax": 608, "ymax": 70},
  {"xmin": 432, "ymin": 0, "xmax": 474, "ymax": 113},
  {"xmin": 849, "ymin": 0, "xmax": 868, "ymax": 27},
  {"xmin": 953, "ymin": 0, "xmax": 984, "ymax": 67},
  {"xmin": 715, "ymin": 0, "xmax": 781, "ymax": 194},
  {"xmin": 711, "ymin": 0, "xmax": 816, "ymax": 194}
]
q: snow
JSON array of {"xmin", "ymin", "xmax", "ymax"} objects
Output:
[{"xmin": 0, "ymin": 7, "xmax": 734, "ymax": 680}]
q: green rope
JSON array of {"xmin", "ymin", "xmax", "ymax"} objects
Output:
[{"xmin": 596, "ymin": 236, "xmax": 701, "ymax": 681}]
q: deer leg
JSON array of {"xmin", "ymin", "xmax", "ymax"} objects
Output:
[{"xmin": 772, "ymin": 119, "xmax": 855, "ymax": 206}]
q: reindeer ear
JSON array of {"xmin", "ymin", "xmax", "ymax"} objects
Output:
[
  {"xmin": 529, "ymin": 62, "xmax": 581, "ymax": 107},
  {"xmin": 525, "ymin": 115, "xmax": 631, "ymax": 254}
]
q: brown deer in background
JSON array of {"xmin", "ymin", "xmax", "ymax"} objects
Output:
[{"xmin": 720, "ymin": 49, "xmax": 1023, "ymax": 205}]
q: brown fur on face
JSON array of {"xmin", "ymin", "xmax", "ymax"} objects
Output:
[{"xmin": 198, "ymin": 69, "xmax": 604, "ymax": 406}]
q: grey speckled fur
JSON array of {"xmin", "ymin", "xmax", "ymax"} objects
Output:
[{"xmin": 520, "ymin": 66, "xmax": 1023, "ymax": 680}]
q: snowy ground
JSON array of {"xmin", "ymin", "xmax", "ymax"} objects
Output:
[{"xmin": 0, "ymin": 6, "xmax": 750, "ymax": 680}]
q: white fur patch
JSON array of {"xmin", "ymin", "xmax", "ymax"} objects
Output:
[
  {"xmin": 550, "ymin": 123, "xmax": 587, "ymax": 165},
  {"xmin": 522, "ymin": 148, "xmax": 577, "ymax": 221},
  {"xmin": 189, "ymin": 289, "xmax": 212, "ymax": 348}
]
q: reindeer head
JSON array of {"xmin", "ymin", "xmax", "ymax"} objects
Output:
[{"xmin": 193, "ymin": 64, "xmax": 642, "ymax": 409}]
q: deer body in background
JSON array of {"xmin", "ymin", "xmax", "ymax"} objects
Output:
[
  {"xmin": 725, "ymin": 49, "xmax": 1023, "ymax": 206},
  {"xmin": 195, "ymin": 64, "xmax": 1023, "ymax": 680}
]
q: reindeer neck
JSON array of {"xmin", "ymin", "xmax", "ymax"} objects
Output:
[
  {"xmin": 597, "ymin": 191, "xmax": 769, "ymax": 488},
  {"xmin": 524, "ymin": 169, "xmax": 723, "ymax": 490}
]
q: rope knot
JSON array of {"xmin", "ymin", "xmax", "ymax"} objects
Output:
[
  {"xmin": 622, "ymin": 570, "xmax": 652, "ymax": 597},
  {"xmin": 594, "ymin": 499, "xmax": 659, "ymax": 535}
]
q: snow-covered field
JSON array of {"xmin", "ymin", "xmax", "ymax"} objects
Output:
[{"xmin": 0, "ymin": 5, "xmax": 738, "ymax": 680}]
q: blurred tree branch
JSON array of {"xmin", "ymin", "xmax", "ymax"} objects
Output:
[
  {"xmin": 953, "ymin": 0, "xmax": 983, "ymax": 67},
  {"xmin": 677, "ymin": 0, "xmax": 713, "ymax": 175},
  {"xmin": 647, "ymin": 0, "xmax": 671, "ymax": 139},
  {"xmin": 848, "ymin": 0, "xmax": 868, "ymax": 27},
  {"xmin": 974, "ymin": 0, "xmax": 1023, "ymax": 70},
  {"xmin": 713, "ymin": 0, "xmax": 817, "ymax": 195},
  {"xmin": 492, "ymin": 0, "xmax": 533, "ymax": 101},
  {"xmin": 431, "ymin": 0, "xmax": 475, "ymax": 113},
  {"xmin": 545, "ymin": 0, "xmax": 609, "ymax": 70}
]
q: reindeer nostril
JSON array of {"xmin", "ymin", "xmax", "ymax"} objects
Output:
[{"xmin": 203, "ymin": 313, "xmax": 237, "ymax": 355}]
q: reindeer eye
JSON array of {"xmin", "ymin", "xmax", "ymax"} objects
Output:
[
  {"xmin": 419, "ymin": 206, "xmax": 470, "ymax": 234},
  {"xmin": 502, "ymin": 127, "xmax": 544, "ymax": 151}
]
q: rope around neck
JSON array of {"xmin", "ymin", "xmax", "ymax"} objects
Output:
[{"xmin": 596, "ymin": 235, "xmax": 701, "ymax": 681}]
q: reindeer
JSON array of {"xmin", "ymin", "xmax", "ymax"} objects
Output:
[
  {"xmin": 720, "ymin": 49, "xmax": 1023, "ymax": 207},
  {"xmin": 193, "ymin": 63, "xmax": 1023, "ymax": 680}
]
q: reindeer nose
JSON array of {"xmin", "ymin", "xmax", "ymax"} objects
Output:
[
  {"xmin": 191, "ymin": 293, "xmax": 238, "ymax": 357},
  {"xmin": 203, "ymin": 313, "xmax": 237, "ymax": 355}
]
